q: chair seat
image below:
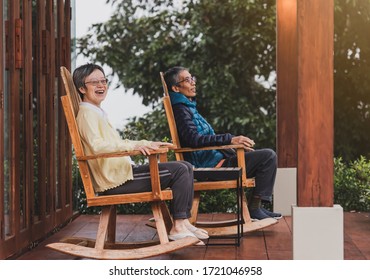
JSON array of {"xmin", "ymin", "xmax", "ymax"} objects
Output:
[{"xmin": 194, "ymin": 167, "xmax": 242, "ymax": 181}]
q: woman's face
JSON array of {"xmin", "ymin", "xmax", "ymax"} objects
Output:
[
  {"xmin": 172, "ymin": 70, "xmax": 196, "ymax": 99},
  {"xmin": 78, "ymin": 69, "xmax": 108, "ymax": 107}
]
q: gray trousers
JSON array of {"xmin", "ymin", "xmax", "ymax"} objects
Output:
[
  {"xmin": 222, "ymin": 148, "xmax": 277, "ymax": 202},
  {"xmin": 102, "ymin": 161, "xmax": 194, "ymax": 220}
]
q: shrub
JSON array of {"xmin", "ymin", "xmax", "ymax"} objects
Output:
[{"xmin": 334, "ymin": 156, "xmax": 370, "ymax": 212}]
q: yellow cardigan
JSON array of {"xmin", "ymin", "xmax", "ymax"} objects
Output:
[{"xmin": 76, "ymin": 103, "xmax": 151, "ymax": 193}]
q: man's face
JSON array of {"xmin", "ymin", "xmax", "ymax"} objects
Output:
[{"xmin": 172, "ymin": 70, "xmax": 196, "ymax": 99}]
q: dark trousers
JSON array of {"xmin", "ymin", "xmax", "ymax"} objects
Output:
[
  {"xmin": 102, "ymin": 161, "xmax": 194, "ymax": 220},
  {"xmin": 222, "ymin": 148, "xmax": 277, "ymax": 202}
]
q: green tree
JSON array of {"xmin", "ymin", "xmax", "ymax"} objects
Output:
[
  {"xmin": 334, "ymin": 0, "xmax": 370, "ymax": 161},
  {"xmin": 78, "ymin": 0, "xmax": 370, "ymax": 162},
  {"xmin": 78, "ymin": 0, "xmax": 277, "ymax": 148}
]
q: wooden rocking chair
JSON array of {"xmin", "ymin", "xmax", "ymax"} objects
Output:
[
  {"xmin": 46, "ymin": 67, "xmax": 198, "ymax": 260},
  {"xmin": 160, "ymin": 72, "xmax": 278, "ymax": 237}
]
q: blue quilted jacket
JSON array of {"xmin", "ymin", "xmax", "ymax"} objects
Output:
[{"xmin": 169, "ymin": 92, "xmax": 234, "ymax": 168}]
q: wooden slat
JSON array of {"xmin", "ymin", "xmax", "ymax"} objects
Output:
[
  {"xmin": 60, "ymin": 95, "xmax": 95, "ymax": 198},
  {"xmin": 77, "ymin": 148, "xmax": 168, "ymax": 161},
  {"xmin": 236, "ymin": 148, "xmax": 248, "ymax": 188},
  {"xmin": 60, "ymin": 66, "xmax": 81, "ymax": 116},
  {"xmin": 87, "ymin": 190, "xmax": 173, "ymax": 207},
  {"xmin": 21, "ymin": 0, "xmax": 34, "ymax": 249},
  {"xmin": 0, "ymin": 0, "xmax": 5, "ymax": 258},
  {"xmin": 149, "ymin": 155, "xmax": 162, "ymax": 201},
  {"xmin": 94, "ymin": 206, "xmax": 112, "ymax": 250},
  {"xmin": 162, "ymin": 96, "xmax": 182, "ymax": 155},
  {"xmin": 151, "ymin": 203, "xmax": 169, "ymax": 244},
  {"xmin": 57, "ymin": 0, "xmax": 73, "ymax": 223},
  {"xmin": 194, "ymin": 180, "xmax": 255, "ymax": 191},
  {"xmin": 45, "ymin": 0, "xmax": 57, "ymax": 225},
  {"xmin": 9, "ymin": 0, "xmax": 22, "ymax": 253},
  {"xmin": 33, "ymin": 0, "xmax": 48, "ymax": 240}
]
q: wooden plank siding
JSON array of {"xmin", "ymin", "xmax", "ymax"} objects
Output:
[
  {"xmin": 0, "ymin": 0, "xmax": 73, "ymax": 259},
  {"xmin": 56, "ymin": 0, "xmax": 73, "ymax": 224},
  {"xmin": 0, "ymin": 0, "xmax": 4, "ymax": 256}
]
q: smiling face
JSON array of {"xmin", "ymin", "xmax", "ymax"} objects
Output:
[
  {"xmin": 78, "ymin": 69, "xmax": 108, "ymax": 107},
  {"xmin": 171, "ymin": 70, "xmax": 196, "ymax": 99}
]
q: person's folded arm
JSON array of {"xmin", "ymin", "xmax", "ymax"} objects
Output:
[{"xmin": 173, "ymin": 104, "xmax": 233, "ymax": 148}]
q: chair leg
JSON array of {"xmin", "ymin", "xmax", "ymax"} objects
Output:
[
  {"xmin": 159, "ymin": 201, "xmax": 173, "ymax": 233},
  {"xmin": 144, "ymin": 202, "xmax": 173, "ymax": 232},
  {"xmin": 107, "ymin": 205, "xmax": 117, "ymax": 243},
  {"xmin": 189, "ymin": 191, "xmax": 201, "ymax": 224},
  {"xmin": 95, "ymin": 205, "xmax": 115, "ymax": 249},
  {"xmin": 151, "ymin": 202, "xmax": 170, "ymax": 244},
  {"xmin": 241, "ymin": 194, "xmax": 252, "ymax": 223}
]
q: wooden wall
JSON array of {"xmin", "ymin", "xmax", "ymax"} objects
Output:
[{"xmin": 0, "ymin": 0, "xmax": 73, "ymax": 259}]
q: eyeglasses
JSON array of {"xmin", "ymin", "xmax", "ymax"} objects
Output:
[
  {"xmin": 176, "ymin": 76, "xmax": 196, "ymax": 85},
  {"xmin": 84, "ymin": 78, "xmax": 109, "ymax": 86}
]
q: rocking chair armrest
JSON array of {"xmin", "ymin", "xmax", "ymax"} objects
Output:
[
  {"xmin": 77, "ymin": 148, "xmax": 168, "ymax": 201},
  {"xmin": 171, "ymin": 144, "xmax": 251, "ymax": 187},
  {"xmin": 76, "ymin": 147, "xmax": 169, "ymax": 161},
  {"xmin": 171, "ymin": 144, "xmax": 244, "ymax": 153}
]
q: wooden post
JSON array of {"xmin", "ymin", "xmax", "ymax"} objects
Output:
[
  {"xmin": 277, "ymin": 0, "xmax": 334, "ymax": 207},
  {"xmin": 276, "ymin": 0, "xmax": 298, "ymax": 169},
  {"xmin": 277, "ymin": 0, "xmax": 342, "ymax": 259}
]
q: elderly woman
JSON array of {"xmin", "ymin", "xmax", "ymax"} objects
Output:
[{"xmin": 72, "ymin": 63, "xmax": 208, "ymax": 242}]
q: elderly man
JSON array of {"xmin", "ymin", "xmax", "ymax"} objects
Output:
[{"xmin": 164, "ymin": 66, "xmax": 282, "ymax": 221}]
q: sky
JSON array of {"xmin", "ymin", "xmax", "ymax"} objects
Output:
[{"xmin": 74, "ymin": 0, "xmax": 151, "ymax": 130}]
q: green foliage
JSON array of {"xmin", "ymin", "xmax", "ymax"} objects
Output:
[
  {"xmin": 78, "ymin": 0, "xmax": 277, "ymax": 149},
  {"xmin": 78, "ymin": 0, "xmax": 370, "ymax": 161},
  {"xmin": 334, "ymin": 156, "xmax": 370, "ymax": 211},
  {"xmin": 334, "ymin": 0, "xmax": 370, "ymax": 161},
  {"xmin": 73, "ymin": 0, "xmax": 370, "ymax": 214},
  {"xmin": 199, "ymin": 189, "xmax": 240, "ymax": 213}
]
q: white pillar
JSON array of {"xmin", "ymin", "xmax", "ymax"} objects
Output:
[
  {"xmin": 292, "ymin": 204, "xmax": 344, "ymax": 259},
  {"xmin": 273, "ymin": 168, "xmax": 297, "ymax": 216}
]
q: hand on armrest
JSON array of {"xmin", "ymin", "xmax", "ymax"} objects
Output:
[{"xmin": 231, "ymin": 136, "xmax": 255, "ymax": 151}]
